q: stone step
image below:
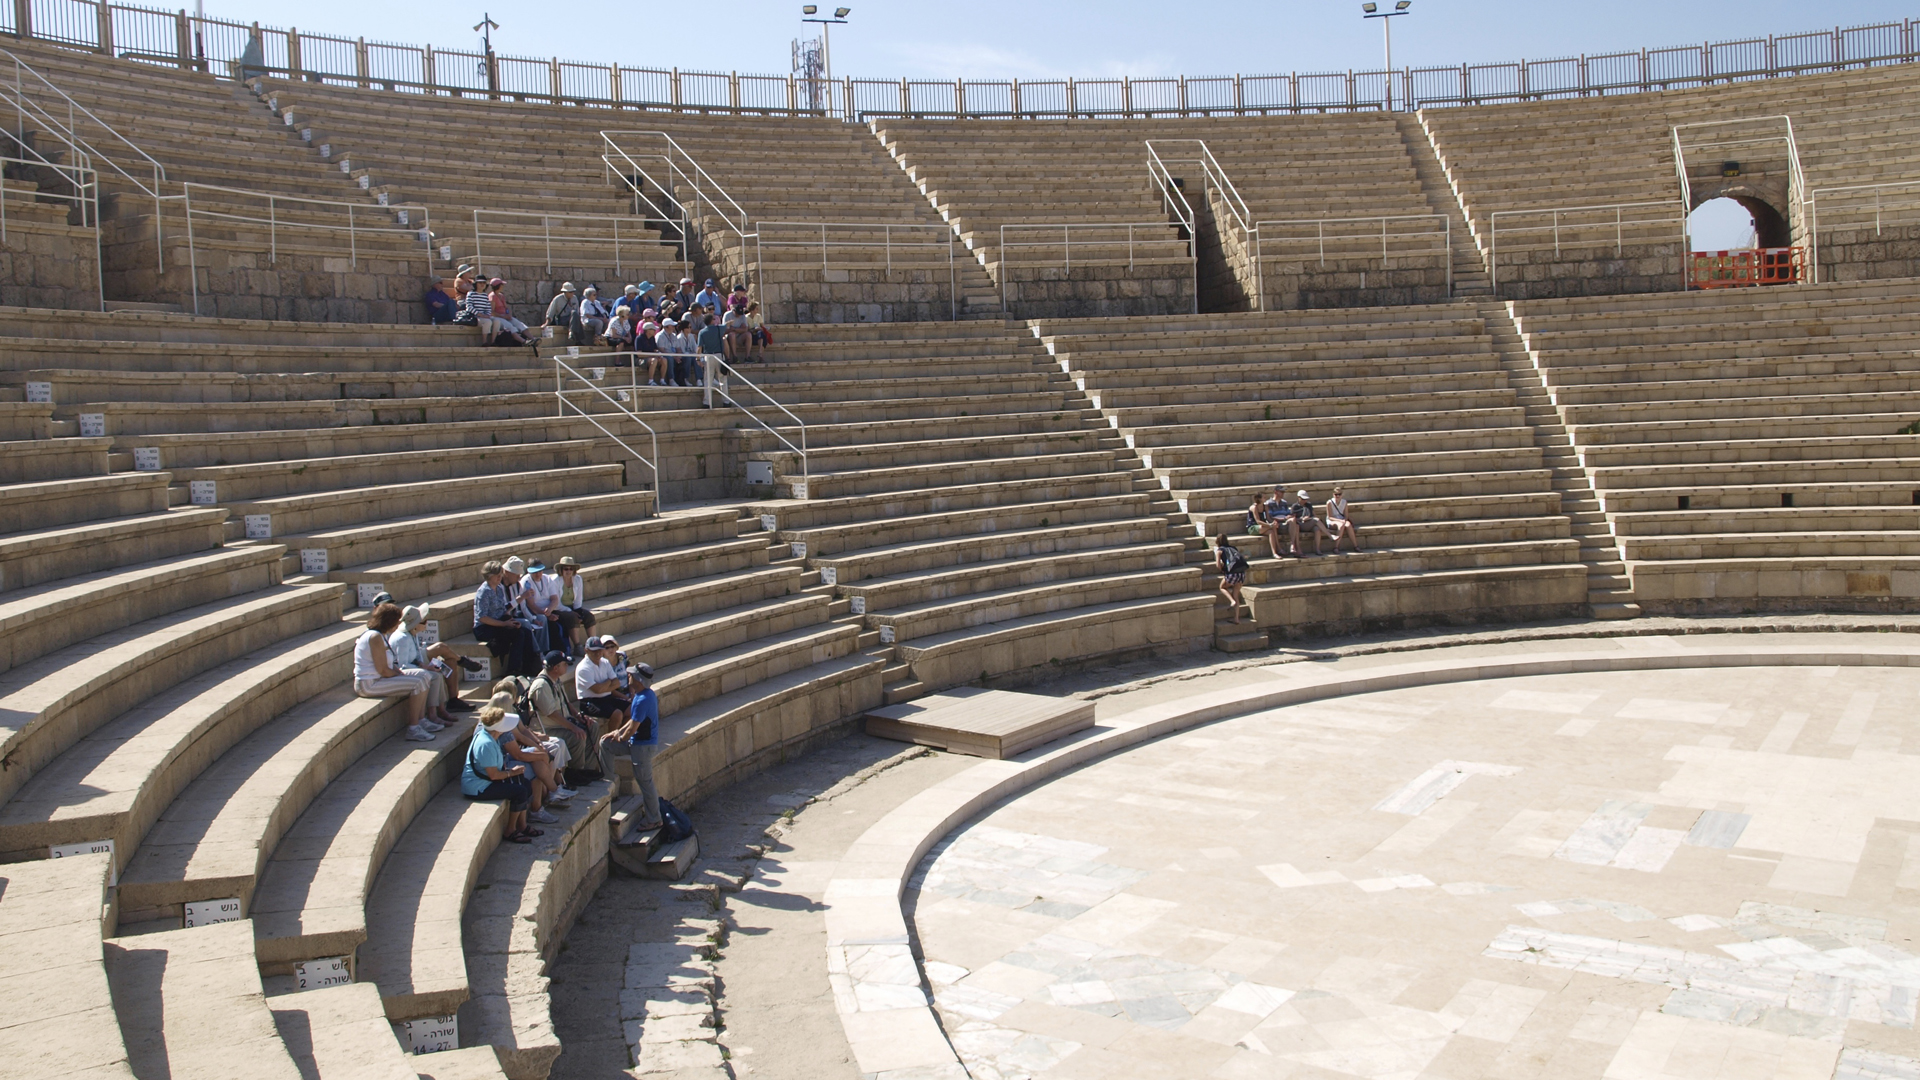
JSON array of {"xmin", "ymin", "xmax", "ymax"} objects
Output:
[
  {"xmin": 894, "ymin": 593, "xmax": 1214, "ymax": 692},
  {"xmin": 106, "ymin": 920, "xmax": 305, "ymax": 1080},
  {"xmin": 0, "ymin": 853, "xmax": 132, "ymax": 1077},
  {"xmin": 268, "ymin": 983, "xmax": 421, "ymax": 1080}
]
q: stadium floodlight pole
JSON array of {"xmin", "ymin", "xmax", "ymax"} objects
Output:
[
  {"xmin": 801, "ymin": 6, "xmax": 851, "ymax": 104},
  {"xmin": 1361, "ymin": 1, "xmax": 1411, "ymax": 111},
  {"xmin": 474, "ymin": 13, "xmax": 501, "ymax": 94}
]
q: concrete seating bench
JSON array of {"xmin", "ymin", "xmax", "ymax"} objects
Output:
[
  {"xmin": 0, "ymin": 618, "xmax": 359, "ymax": 872},
  {"xmin": 106, "ymin": 920, "xmax": 306, "ymax": 1080},
  {"xmin": 250, "ymin": 714, "xmax": 477, "ymax": 973},
  {"xmin": 0, "ymin": 472, "xmax": 169, "ymax": 529},
  {"xmin": 0, "ymin": 852, "xmax": 132, "ymax": 1078},
  {"xmin": 0, "ymin": 506, "xmax": 227, "ymax": 592},
  {"xmin": 0, "ymin": 583, "xmax": 343, "ymax": 809},
  {"xmin": 268, "ymin": 982, "xmax": 420, "ymax": 1080},
  {"xmin": 116, "ymin": 682, "xmax": 409, "ymax": 925},
  {"xmin": 0, "ymin": 545, "xmax": 282, "ymax": 675}
]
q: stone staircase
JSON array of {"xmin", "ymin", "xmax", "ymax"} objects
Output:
[
  {"xmin": 1476, "ymin": 300, "xmax": 1641, "ymax": 619},
  {"xmin": 1396, "ymin": 113, "xmax": 1493, "ymax": 299}
]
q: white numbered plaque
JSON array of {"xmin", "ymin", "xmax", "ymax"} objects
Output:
[
  {"xmin": 184, "ymin": 898, "xmax": 243, "ymax": 927},
  {"xmin": 417, "ymin": 620, "xmax": 440, "ymax": 647},
  {"xmin": 338, "ymin": 159, "xmax": 351, "ymax": 173},
  {"xmin": 616, "ymin": 390, "xmax": 630, "ymax": 403},
  {"xmin": 790, "ymin": 541, "xmax": 807, "ymax": 559},
  {"xmin": 879, "ymin": 625, "xmax": 896, "ymax": 644},
  {"xmin": 760, "ymin": 514, "xmax": 777, "ymax": 532},
  {"xmin": 466, "ymin": 656, "xmax": 490, "ymax": 683},
  {"xmin": 50, "ymin": 839, "xmax": 116, "ymax": 884},
  {"xmin": 401, "ymin": 1014, "xmax": 458, "ymax": 1054},
  {"xmin": 294, "ymin": 956, "xmax": 352, "ymax": 991},
  {"xmin": 790, "ymin": 481, "xmax": 807, "ymax": 500},
  {"xmin": 849, "ymin": 596, "xmax": 866, "ymax": 615},
  {"xmin": 356, "ymin": 583, "xmax": 386, "ymax": 609},
  {"xmin": 244, "ymin": 514, "xmax": 272, "ymax": 539},
  {"xmin": 820, "ymin": 566, "xmax": 837, "ymax": 586},
  {"xmin": 590, "ymin": 367, "xmax": 606, "ymax": 381},
  {"xmin": 79, "ymin": 413, "xmax": 105, "ymax": 437},
  {"xmin": 189, "ymin": 480, "xmax": 217, "ymax": 505},
  {"xmin": 439, "ymin": 245, "xmax": 453, "ymax": 262},
  {"xmin": 133, "ymin": 447, "xmax": 162, "ymax": 471},
  {"xmin": 25, "ymin": 380, "xmax": 51, "ymax": 403},
  {"xmin": 300, "ymin": 548, "xmax": 330, "ymax": 575}
]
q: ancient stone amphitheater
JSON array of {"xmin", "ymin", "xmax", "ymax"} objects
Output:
[{"xmin": 5, "ymin": 12, "xmax": 1920, "ymax": 1080}]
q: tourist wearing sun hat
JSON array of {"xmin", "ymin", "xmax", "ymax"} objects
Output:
[
  {"xmin": 391, "ymin": 603, "xmax": 481, "ymax": 719},
  {"xmin": 553, "ymin": 556, "xmax": 596, "ymax": 659},
  {"xmin": 543, "ymin": 281, "xmax": 578, "ymax": 341},
  {"xmin": 520, "ymin": 559, "xmax": 565, "ymax": 660},
  {"xmin": 462, "ymin": 698, "xmax": 540, "ymax": 843}
]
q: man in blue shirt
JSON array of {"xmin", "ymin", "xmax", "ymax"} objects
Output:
[
  {"xmin": 694, "ymin": 278, "xmax": 724, "ymax": 313},
  {"xmin": 598, "ymin": 660, "xmax": 662, "ymax": 830}
]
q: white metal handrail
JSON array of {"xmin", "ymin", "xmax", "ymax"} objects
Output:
[
  {"xmin": 1672, "ymin": 116, "xmax": 1805, "ymax": 215},
  {"xmin": 1488, "ymin": 200, "xmax": 1687, "ymax": 289},
  {"xmin": 1145, "ymin": 138, "xmax": 1252, "ymax": 239},
  {"xmin": 1145, "ymin": 146, "xmax": 1196, "ymax": 240},
  {"xmin": 1808, "ymin": 179, "xmax": 1920, "ymax": 284},
  {"xmin": 602, "ymin": 129, "xmax": 755, "ymax": 296},
  {"xmin": 597, "ymin": 150, "xmax": 693, "ymax": 238},
  {"xmin": 181, "ymin": 182, "xmax": 431, "ymax": 315},
  {"xmin": 0, "ymin": 47, "xmax": 167, "ymax": 268},
  {"xmin": 700, "ymin": 352, "xmax": 808, "ymax": 496},
  {"xmin": 996, "ymin": 222, "xmax": 1196, "ymax": 314},
  {"xmin": 471, "ymin": 208, "xmax": 684, "ymax": 279},
  {"xmin": 553, "ymin": 352, "xmax": 663, "ymax": 508},
  {"xmin": 0, "ymin": 154, "xmax": 102, "ymax": 309},
  {"xmin": 1253, "ymin": 213, "xmax": 1451, "ymax": 302},
  {"xmin": 754, "ymin": 220, "xmax": 958, "ymax": 320}
]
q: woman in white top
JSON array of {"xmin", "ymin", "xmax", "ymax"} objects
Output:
[
  {"xmin": 1325, "ymin": 486, "xmax": 1361, "ymax": 554},
  {"xmin": 390, "ymin": 605, "xmax": 474, "ymax": 727},
  {"xmin": 553, "ymin": 556, "xmax": 596, "ymax": 660},
  {"xmin": 355, "ymin": 603, "xmax": 436, "ymax": 742}
]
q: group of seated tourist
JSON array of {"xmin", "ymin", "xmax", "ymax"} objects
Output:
[
  {"xmin": 351, "ymin": 554, "xmax": 669, "ymax": 845},
  {"xmin": 1213, "ymin": 485, "xmax": 1361, "ymax": 623},
  {"xmin": 425, "ymin": 269, "xmax": 773, "ymax": 376}
]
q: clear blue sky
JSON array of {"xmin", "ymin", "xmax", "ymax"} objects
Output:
[{"xmin": 221, "ymin": 2, "xmax": 1913, "ymax": 83}]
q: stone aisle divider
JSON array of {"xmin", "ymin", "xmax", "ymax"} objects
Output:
[{"xmin": 818, "ymin": 638, "xmax": 1920, "ymax": 1077}]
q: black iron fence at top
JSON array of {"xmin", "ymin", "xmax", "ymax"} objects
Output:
[{"xmin": 7, "ymin": 0, "xmax": 1917, "ymax": 120}]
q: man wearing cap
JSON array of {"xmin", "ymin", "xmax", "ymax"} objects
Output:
[
  {"xmin": 528, "ymin": 651, "xmax": 596, "ymax": 781},
  {"xmin": 669, "ymin": 278, "xmax": 698, "ymax": 314},
  {"xmin": 575, "ymin": 636, "xmax": 629, "ymax": 728},
  {"xmin": 577, "ymin": 286, "xmax": 610, "ymax": 342},
  {"xmin": 656, "ymin": 316, "xmax": 694, "ymax": 387},
  {"xmin": 598, "ymin": 659, "xmax": 662, "ymax": 830},
  {"xmin": 543, "ymin": 282, "xmax": 578, "ymax": 342},
  {"xmin": 1289, "ymin": 488, "xmax": 1331, "ymax": 556},
  {"xmin": 694, "ymin": 278, "xmax": 724, "ymax": 314},
  {"xmin": 461, "ymin": 703, "xmax": 537, "ymax": 843},
  {"xmin": 501, "ymin": 556, "xmax": 551, "ymax": 665}
]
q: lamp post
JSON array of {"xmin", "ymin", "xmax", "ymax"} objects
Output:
[
  {"xmin": 801, "ymin": 6, "xmax": 850, "ymax": 112},
  {"xmin": 473, "ymin": 13, "xmax": 500, "ymax": 95},
  {"xmin": 1361, "ymin": 1, "xmax": 1411, "ymax": 111}
]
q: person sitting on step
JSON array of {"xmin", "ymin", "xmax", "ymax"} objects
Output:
[
  {"xmin": 577, "ymin": 286, "xmax": 611, "ymax": 342},
  {"xmin": 461, "ymin": 705, "xmax": 540, "ymax": 843},
  {"xmin": 553, "ymin": 556, "xmax": 596, "ymax": 659},
  {"xmin": 1248, "ymin": 489, "xmax": 1287, "ymax": 560},
  {"xmin": 474, "ymin": 560, "xmax": 538, "ymax": 676},
  {"xmin": 1288, "ymin": 489, "xmax": 1331, "ymax": 556},
  {"xmin": 392, "ymin": 604, "xmax": 482, "ymax": 719},
  {"xmin": 484, "ymin": 279, "xmax": 534, "ymax": 347},
  {"xmin": 526, "ymin": 651, "xmax": 598, "ymax": 783},
  {"xmin": 353, "ymin": 602, "xmax": 438, "ymax": 742},
  {"xmin": 1325, "ymin": 486, "xmax": 1362, "ymax": 554},
  {"xmin": 1266, "ymin": 484, "xmax": 1307, "ymax": 557},
  {"xmin": 487, "ymin": 683, "xmax": 574, "ymax": 822},
  {"xmin": 542, "ymin": 281, "xmax": 578, "ymax": 342},
  {"xmin": 575, "ymin": 636, "xmax": 630, "ymax": 730}
]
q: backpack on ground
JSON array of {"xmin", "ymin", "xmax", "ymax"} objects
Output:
[{"xmin": 655, "ymin": 796, "xmax": 694, "ymax": 843}]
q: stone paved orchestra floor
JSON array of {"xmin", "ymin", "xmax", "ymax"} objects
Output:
[{"xmin": 906, "ymin": 661, "xmax": 1920, "ymax": 1080}]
